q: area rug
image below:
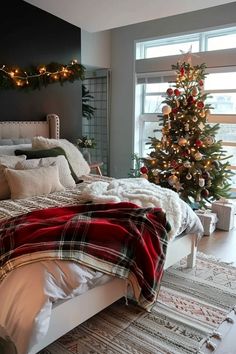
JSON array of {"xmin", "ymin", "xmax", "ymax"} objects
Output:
[{"xmin": 40, "ymin": 253, "xmax": 236, "ymax": 354}]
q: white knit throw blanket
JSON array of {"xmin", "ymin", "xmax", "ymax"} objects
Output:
[{"xmin": 80, "ymin": 178, "xmax": 183, "ymax": 239}]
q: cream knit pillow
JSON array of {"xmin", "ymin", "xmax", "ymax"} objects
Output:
[
  {"xmin": 32, "ymin": 137, "xmax": 90, "ymax": 177},
  {"xmin": 16, "ymin": 155, "xmax": 76, "ymax": 188},
  {"xmin": 0, "ymin": 155, "xmax": 26, "ymax": 200},
  {"xmin": 4, "ymin": 165, "xmax": 65, "ymax": 199}
]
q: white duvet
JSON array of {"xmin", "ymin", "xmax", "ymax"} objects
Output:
[{"xmin": 0, "ymin": 260, "xmax": 112, "ymax": 354}]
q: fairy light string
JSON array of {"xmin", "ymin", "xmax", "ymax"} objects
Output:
[{"xmin": 0, "ymin": 59, "xmax": 85, "ymax": 90}]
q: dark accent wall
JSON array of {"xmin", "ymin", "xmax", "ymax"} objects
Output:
[{"xmin": 0, "ymin": 0, "xmax": 82, "ymax": 141}]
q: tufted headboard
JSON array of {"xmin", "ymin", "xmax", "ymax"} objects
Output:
[{"xmin": 0, "ymin": 114, "xmax": 60, "ymax": 141}]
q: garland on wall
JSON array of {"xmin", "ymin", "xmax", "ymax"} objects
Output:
[{"xmin": 0, "ymin": 59, "xmax": 85, "ymax": 90}]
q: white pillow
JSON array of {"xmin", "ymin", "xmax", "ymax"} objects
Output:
[
  {"xmin": 15, "ymin": 155, "xmax": 76, "ymax": 188},
  {"xmin": 32, "ymin": 137, "xmax": 90, "ymax": 177},
  {"xmin": 0, "ymin": 155, "xmax": 26, "ymax": 200},
  {"xmin": 4, "ymin": 165, "xmax": 65, "ymax": 200},
  {"xmin": 0, "ymin": 144, "xmax": 32, "ymax": 155}
]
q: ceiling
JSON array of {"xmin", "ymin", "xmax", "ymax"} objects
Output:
[{"xmin": 24, "ymin": 0, "xmax": 236, "ymax": 32}]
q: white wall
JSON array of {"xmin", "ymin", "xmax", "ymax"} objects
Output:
[
  {"xmin": 110, "ymin": 2, "xmax": 236, "ymax": 178},
  {"xmin": 81, "ymin": 29, "xmax": 111, "ymax": 69}
]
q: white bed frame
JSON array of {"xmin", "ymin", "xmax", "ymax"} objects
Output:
[{"xmin": 0, "ymin": 115, "xmax": 198, "ymax": 354}]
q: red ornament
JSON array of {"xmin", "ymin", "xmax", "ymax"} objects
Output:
[
  {"xmin": 166, "ymin": 88, "xmax": 174, "ymax": 96},
  {"xmin": 187, "ymin": 96, "xmax": 195, "ymax": 105},
  {"xmin": 172, "ymin": 107, "xmax": 179, "ymax": 114},
  {"xmin": 201, "ymin": 188, "xmax": 209, "ymax": 198},
  {"xmin": 174, "ymin": 88, "xmax": 181, "ymax": 96},
  {"xmin": 199, "ymin": 80, "xmax": 204, "ymax": 86},
  {"xmin": 180, "ymin": 67, "xmax": 185, "ymax": 76},
  {"xmin": 197, "ymin": 101, "xmax": 205, "ymax": 109},
  {"xmin": 195, "ymin": 139, "xmax": 203, "ymax": 148},
  {"xmin": 140, "ymin": 166, "xmax": 148, "ymax": 174},
  {"xmin": 171, "ymin": 161, "xmax": 178, "ymax": 168}
]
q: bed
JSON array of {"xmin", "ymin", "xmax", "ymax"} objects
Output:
[{"xmin": 0, "ymin": 114, "xmax": 203, "ymax": 354}]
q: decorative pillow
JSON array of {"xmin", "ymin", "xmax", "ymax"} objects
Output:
[
  {"xmin": 4, "ymin": 165, "xmax": 65, "ymax": 200},
  {"xmin": 0, "ymin": 155, "xmax": 26, "ymax": 200},
  {"xmin": 15, "ymin": 146, "xmax": 79, "ymax": 183},
  {"xmin": 32, "ymin": 136, "xmax": 90, "ymax": 177},
  {"xmin": 16, "ymin": 155, "xmax": 76, "ymax": 188}
]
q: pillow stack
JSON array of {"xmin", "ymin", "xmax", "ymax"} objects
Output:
[{"xmin": 0, "ymin": 137, "xmax": 91, "ymax": 200}]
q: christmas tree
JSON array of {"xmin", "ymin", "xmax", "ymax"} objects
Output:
[{"xmin": 141, "ymin": 60, "xmax": 233, "ymax": 208}]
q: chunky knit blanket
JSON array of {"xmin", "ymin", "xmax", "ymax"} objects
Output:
[{"xmin": 79, "ymin": 178, "xmax": 183, "ymax": 239}]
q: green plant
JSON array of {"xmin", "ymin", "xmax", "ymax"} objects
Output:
[{"xmin": 82, "ymin": 84, "xmax": 96, "ymax": 119}]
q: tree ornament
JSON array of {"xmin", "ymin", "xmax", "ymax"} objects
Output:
[
  {"xmin": 167, "ymin": 88, "xmax": 174, "ymax": 96},
  {"xmin": 199, "ymin": 79, "xmax": 204, "ymax": 86},
  {"xmin": 199, "ymin": 111, "xmax": 206, "ymax": 118},
  {"xmin": 197, "ymin": 101, "xmax": 205, "ymax": 109},
  {"xmin": 174, "ymin": 88, "xmax": 181, "ymax": 96},
  {"xmin": 187, "ymin": 96, "xmax": 195, "ymax": 105},
  {"xmin": 183, "ymin": 161, "xmax": 191, "ymax": 168},
  {"xmin": 205, "ymin": 136, "xmax": 215, "ymax": 146},
  {"xmin": 192, "ymin": 87, "xmax": 198, "ymax": 96},
  {"xmin": 194, "ymin": 152, "xmax": 203, "ymax": 161},
  {"xmin": 184, "ymin": 123, "xmax": 190, "ymax": 131},
  {"xmin": 207, "ymin": 180, "xmax": 212, "ymax": 187},
  {"xmin": 186, "ymin": 172, "xmax": 192, "ymax": 180},
  {"xmin": 195, "ymin": 139, "xmax": 203, "ymax": 148},
  {"xmin": 199, "ymin": 177, "xmax": 205, "ymax": 187},
  {"xmin": 201, "ymin": 188, "xmax": 209, "ymax": 198},
  {"xmin": 175, "ymin": 181, "xmax": 184, "ymax": 192},
  {"xmin": 178, "ymin": 137, "xmax": 188, "ymax": 146},
  {"xmin": 140, "ymin": 166, "xmax": 148, "ymax": 174},
  {"xmin": 168, "ymin": 175, "xmax": 178, "ymax": 186},
  {"xmin": 192, "ymin": 116, "xmax": 198, "ymax": 122},
  {"xmin": 162, "ymin": 105, "xmax": 172, "ymax": 115},
  {"xmin": 198, "ymin": 122, "xmax": 205, "ymax": 131}
]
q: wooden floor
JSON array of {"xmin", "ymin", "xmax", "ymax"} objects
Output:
[
  {"xmin": 198, "ymin": 216, "xmax": 236, "ymax": 265},
  {"xmin": 197, "ymin": 217, "xmax": 236, "ymax": 354}
]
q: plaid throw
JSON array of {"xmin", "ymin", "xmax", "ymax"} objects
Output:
[{"xmin": 0, "ymin": 202, "xmax": 170, "ymax": 309}]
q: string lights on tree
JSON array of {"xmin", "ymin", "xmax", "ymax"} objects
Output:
[
  {"xmin": 0, "ymin": 59, "xmax": 85, "ymax": 90},
  {"xmin": 139, "ymin": 59, "xmax": 233, "ymax": 208}
]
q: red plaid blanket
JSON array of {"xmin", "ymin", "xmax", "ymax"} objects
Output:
[{"xmin": 0, "ymin": 202, "xmax": 170, "ymax": 309}]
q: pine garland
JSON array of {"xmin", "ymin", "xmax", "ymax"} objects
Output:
[{"xmin": 0, "ymin": 60, "xmax": 85, "ymax": 90}]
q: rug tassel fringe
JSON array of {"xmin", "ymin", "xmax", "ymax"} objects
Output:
[
  {"xmin": 211, "ymin": 330, "xmax": 222, "ymax": 340},
  {"xmin": 206, "ymin": 339, "xmax": 217, "ymax": 351}
]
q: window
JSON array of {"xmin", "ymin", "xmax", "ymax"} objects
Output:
[
  {"xmin": 135, "ymin": 27, "xmax": 236, "ymax": 190},
  {"xmin": 136, "ymin": 26, "xmax": 236, "ymax": 59}
]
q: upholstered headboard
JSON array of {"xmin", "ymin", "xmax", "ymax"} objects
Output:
[{"xmin": 0, "ymin": 114, "xmax": 60, "ymax": 140}]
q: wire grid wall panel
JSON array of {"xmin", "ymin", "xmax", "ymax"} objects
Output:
[{"xmin": 82, "ymin": 69, "xmax": 110, "ymax": 176}]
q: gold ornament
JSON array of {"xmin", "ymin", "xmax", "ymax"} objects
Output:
[
  {"xmin": 194, "ymin": 152, "xmax": 203, "ymax": 161},
  {"xmin": 168, "ymin": 175, "xmax": 178, "ymax": 186},
  {"xmin": 162, "ymin": 105, "xmax": 172, "ymax": 115},
  {"xmin": 178, "ymin": 137, "xmax": 188, "ymax": 146}
]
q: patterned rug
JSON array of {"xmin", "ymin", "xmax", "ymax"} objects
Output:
[{"xmin": 40, "ymin": 253, "xmax": 236, "ymax": 354}]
